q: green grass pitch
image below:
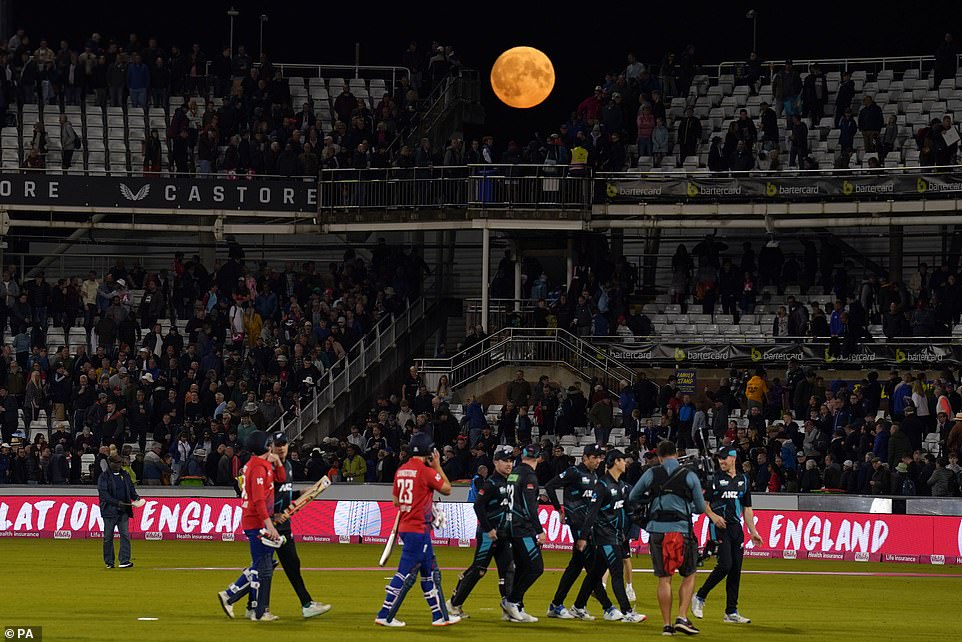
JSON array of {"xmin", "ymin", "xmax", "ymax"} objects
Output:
[{"xmin": 0, "ymin": 540, "xmax": 956, "ymax": 640}]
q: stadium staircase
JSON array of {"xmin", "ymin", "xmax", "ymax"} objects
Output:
[
  {"xmin": 415, "ymin": 327, "xmax": 636, "ymax": 398},
  {"xmin": 404, "ymin": 68, "xmax": 484, "ymax": 153},
  {"xmin": 275, "ymin": 295, "xmax": 443, "ymax": 444}
]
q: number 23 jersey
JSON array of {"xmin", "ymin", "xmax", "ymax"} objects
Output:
[{"xmin": 394, "ymin": 457, "xmax": 446, "ymax": 534}]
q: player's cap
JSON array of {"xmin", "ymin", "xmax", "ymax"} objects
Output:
[
  {"xmin": 271, "ymin": 431, "xmax": 289, "ymax": 446},
  {"xmin": 246, "ymin": 430, "xmax": 272, "ymax": 456},
  {"xmin": 715, "ymin": 445, "xmax": 738, "ymax": 458},
  {"xmin": 605, "ymin": 449, "xmax": 626, "ymax": 465},
  {"xmin": 522, "ymin": 443, "xmax": 542, "ymax": 460},
  {"xmin": 409, "ymin": 432, "xmax": 434, "ymax": 456},
  {"xmin": 493, "ymin": 445, "xmax": 514, "ymax": 462},
  {"xmin": 583, "ymin": 444, "xmax": 604, "ymax": 457}
]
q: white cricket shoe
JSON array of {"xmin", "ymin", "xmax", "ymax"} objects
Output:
[
  {"xmin": 374, "ymin": 617, "xmax": 406, "ymax": 627},
  {"xmin": 446, "ymin": 600, "xmax": 468, "ymax": 618},
  {"xmin": 432, "ymin": 614, "xmax": 461, "ymax": 626},
  {"xmin": 517, "ymin": 609, "xmax": 538, "ymax": 623},
  {"xmin": 723, "ymin": 612, "xmax": 751, "ymax": 624},
  {"xmin": 216, "ymin": 591, "xmax": 234, "ymax": 619},
  {"xmin": 604, "ymin": 607, "xmax": 624, "ymax": 621},
  {"xmin": 691, "ymin": 595, "xmax": 705, "ymax": 619},
  {"xmin": 622, "ymin": 610, "xmax": 648, "ymax": 623},
  {"xmin": 571, "ymin": 606, "xmax": 596, "ymax": 620},
  {"xmin": 547, "ymin": 603, "xmax": 575, "ymax": 619},
  {"xmin": 303, "ymin": 602, "xmax": 331, "ymax": 618},
  {"xmin": 501, "ymin": 598, "xmax": 525, "ymax": 622},
  {"xmin": 251, "ymin": 611, "xmax": 279, "ymax": 622}
]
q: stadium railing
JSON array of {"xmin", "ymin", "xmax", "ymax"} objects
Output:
[
  {"xmin": 271, "ymin": 296, "xmax": 429, "ymax": 442},
  {"xmin": 714, "ymin": 54, "xmax": 941, "ymax": 81},
  {"xmin": 415, "ymin": 327, "xmax": 636, "ymax": 395},
  {"xmin": 462, "ymin": 297, "xmax": 560, "ymax": 331},
  {"xmin": 317, "ymin": 164, "xmax": 591, "ymax": 213}
]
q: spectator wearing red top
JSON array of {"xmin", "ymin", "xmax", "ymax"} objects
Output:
[{"xmin": 577, "ymin": 85, "xmax": 605, "ymax": 124}]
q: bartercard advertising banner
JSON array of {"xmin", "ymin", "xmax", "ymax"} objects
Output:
[
  {"xmin": 2, "ymin": 497, "xmax": 961, "ymax": 564},
  {"xmin": 601, "ymin": 340, "xmax": 959, "ymax": 367},
  {"xmin": 603, "ymin": 172, "xmax": 962, "ymax": 204}
]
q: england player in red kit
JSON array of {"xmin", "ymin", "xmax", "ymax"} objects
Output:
[
  {"xmin": 375, "ymin": 433, "xmax": 459, "ymax": 627},
  {"xmin": 217, "ymin": 431, "xmax": 286, "ymax": 622}
]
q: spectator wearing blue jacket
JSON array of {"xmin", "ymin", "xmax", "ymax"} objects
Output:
[
  {"xmin": 780, "ymin": 437, "xmax": 798, "ymax": 471},
  {"xmin": 464, "ymin": 396, "xmax": 487, "ymax": 448},
  {"xmin": 829, "ymin": 301, "xmax": 844, "ymax": 336},
  {"xmin": 873, "ymin": 421, "xmax": 891, "ymax": 462},
  {"xmin": 891, "ymin": 374, "xmax": 912, "ymax": 421},
  {"xmin": 126, "ymin": 52, "xmax": 150, "ymax": 109}
]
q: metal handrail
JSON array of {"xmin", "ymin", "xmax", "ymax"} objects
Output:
[
  {"xmin": 416, "ymin": 327, "xmax": 636, "ymax": 394},
  {"xmin": 3, "ymin": 166, "xmax": 318, "ymax": 180},
  {"xmin": 715, "ymin": 54, "xmax": 945, "ymax": 80},
  {"xmin": 271, "ymin": 296, "xmax": 428, "ymax": 442}
]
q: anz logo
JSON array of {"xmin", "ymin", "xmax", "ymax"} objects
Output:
[
  {"xmin": 278, "ymin": 482, "xmax": 293, "ymax": 493},
  {"xmin": 720, "ymin": 491, "xmax": 740, "ymax": 500}
]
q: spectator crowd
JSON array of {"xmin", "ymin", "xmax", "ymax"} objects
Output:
[{"xmin": 0, "ymin": 238, "xmax": 431, "ymax": 486}]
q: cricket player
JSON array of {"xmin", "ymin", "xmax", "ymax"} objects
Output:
[
  {"xmin": 501, "ymin": 443, "xmax": 546, "ymax": 623},
  {"xmin": 447, "ymin": 445, "xmax": 516, "ymax": 618},
  {"xmin": 571, "ymin": 449, "xmax": 647, "ymax": 623},
  {"xmin": 270, "ymin": 431, "xmax": 332, "ymax": 619},
  {"xmin": 375, "ymin": 432, "xmax": 459, "ymax": 627},
  {"xmin": 691, "ymin": 445, "xmax": 763, "ymax": 624},
  {"xmin": 544, "ymin": 444, "xmax": 605, "ymax": 620},
  {"xmin": 217, "ymin": 430, "xmax": 285, "ymax": 622}
]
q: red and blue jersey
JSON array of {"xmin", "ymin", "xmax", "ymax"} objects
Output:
[{"xmin": 393, "ymin": 458, "xmax": 445, "ymax": 534}]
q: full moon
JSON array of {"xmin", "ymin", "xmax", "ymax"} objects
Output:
[{"xmin": 490, "ymin": 46, "xmax": 555, "ymax": 109}]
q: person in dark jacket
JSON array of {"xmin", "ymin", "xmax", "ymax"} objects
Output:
[
  {"xmin": 834, "ymin": 71, "xmax": 855, "ymax": 125},
  {"xmin": 802, "ymin": 64, "xmax": 829, "ymax": 128},
  {"xmin": 729, "ymin": 140, "xmax": 754, "ymax": 171},
  {"xmin": 47, "ymin": 443, "xmax": 69, "ymax": 484},
  {"xmin": 857, "ymin": 95, "xmax": 884, "ymax": 153},
  {"xmin": 98, "ymin": 454, "xmax": 142, "ymax": 568},
  {"xmin": 707, "ymin": 137, "xmax": 726, "ymax": 172}
]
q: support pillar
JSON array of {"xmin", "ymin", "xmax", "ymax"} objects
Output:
[
  {"xmin": 889, "ymin": 225, "xmax": 903, "ymax": 285},
  {"xmin": 199, "ymin": 231, "xmax": 216, "ymax": 271},
  {"xmin": 566, "ymin": 236, "xmax": 574, "ymax": 288},
  {"xmin": 481, "ymin": 227, "xmax": 490, "ymax": 332},
  {"xmin": 610, "ymin": 228, "xmax": 624, "ymax": 260},
  {"xmin": 514, "ymin": 248, "xmax": 522, "ymax": 312}
]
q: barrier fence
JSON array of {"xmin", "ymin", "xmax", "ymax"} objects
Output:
[{"xmin": 2, "ymin": 495, "xmax": 960, "ymax": 565}]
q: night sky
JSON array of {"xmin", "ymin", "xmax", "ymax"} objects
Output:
[{"xmin": 11, "ymin": 1, "xmax": 962, "ymax": 142}]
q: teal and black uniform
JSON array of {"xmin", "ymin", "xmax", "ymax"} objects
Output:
[
  {"xmin": 505, "ymin": 454, "xmax": 544, "ymax": 606},
  {"xmin": 272, "ymin": 457, "xmax": 315, "ymax": 608},
  {"xmin": 545, "ymin": 462, "xmax": 603, "ymax": 605},
  {"xmin": 573, "ymin": 471, "xmax": 632, "ymax": 613},
  {"xmin": 696, "ymin": 469, "xmax": 752, "ymax": 615},
  {"xmin": 450, "ymin": 471, "xmax": 515, "ymax": 607}
]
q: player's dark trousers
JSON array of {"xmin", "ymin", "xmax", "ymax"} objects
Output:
[
  {"xmin": 451, "ymin": 531, "xmax": 514, "ymax": 606},
  {"xmin": 276, "ymin": 532, "xmax": 313, "ymax": 606},
  {"xmin": 507, "ymin": 536, "xmax": 544, "ymax": 605},
  {"xmin": 696, "ymin": 527, "xmax": 744, "ymax": 614},
  {"xmin": 552, "ymin": 532, "xmax": 608, "ymax": 606},
  {"xmin": 574, "ymin": 542, "xmax": 629, "ymax": 612}
]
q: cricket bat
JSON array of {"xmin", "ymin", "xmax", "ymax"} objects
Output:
[
  {"xmin": 378, "ymin": 512, "xmax": 402, "ymax": 566},
  {"xmin": 273, "ymin": 476, "xmax": 331, "ymax": 525}
]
